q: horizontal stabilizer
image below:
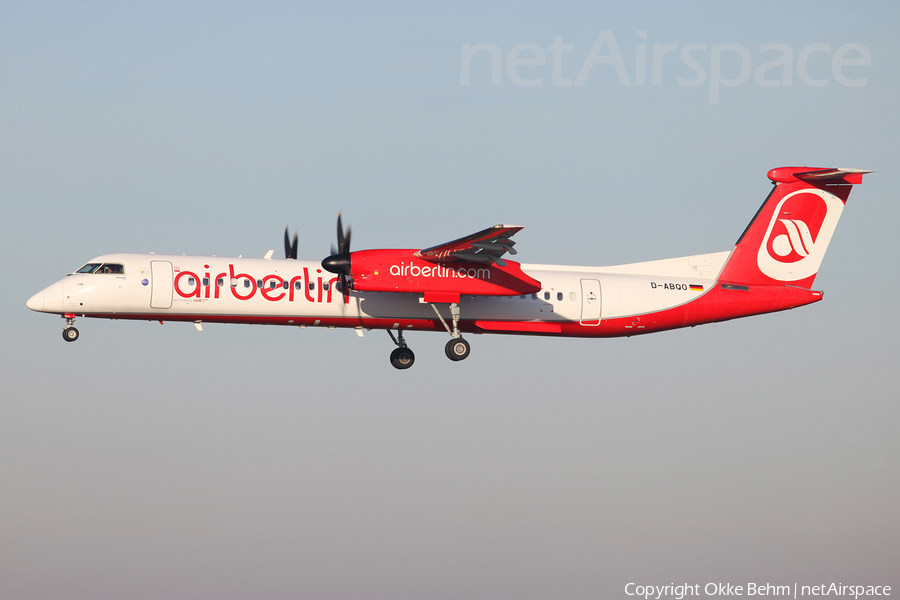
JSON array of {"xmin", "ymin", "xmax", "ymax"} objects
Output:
[{"xmin": 768, "ymin": 167, "xmax": 873, "ymax": 185}]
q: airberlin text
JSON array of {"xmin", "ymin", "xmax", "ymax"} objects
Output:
[
  {"xmin": 173, "ymin": 264, "xmax": 342, "ymax": 303},
  {"xmin": 390, "ymin": 262, "xmax": 491, "ymax": 280},
  {"xmin": 625, "ymin": 582, "xmax": 890, "ymax": 599}
]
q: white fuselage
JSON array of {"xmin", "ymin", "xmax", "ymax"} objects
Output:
[{"xmin": 27, "ymin": 251, "xmax": 730, "ymax": 332}]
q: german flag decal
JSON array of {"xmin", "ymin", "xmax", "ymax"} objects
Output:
[{"xmin": 690, "ymin": 284, "xmax": 704, "ymax": 292}]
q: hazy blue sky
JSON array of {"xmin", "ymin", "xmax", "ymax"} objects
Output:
[{"xmin": 2, "ymin": 2, "xmax": 898, "ymax": 599}]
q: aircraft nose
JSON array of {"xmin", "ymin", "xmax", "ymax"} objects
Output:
[
  {"xmin": 26, "ymin": 290, "xmax": 44, "ymax": 312},
  {"xmin": 27, "ymin": 281, "xmax": 63, "ymax": 313}
]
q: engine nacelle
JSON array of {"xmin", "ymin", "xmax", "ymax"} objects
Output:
[{"xmin": 348, "ymin": 249, "xmax": 541, "ymax": 302}]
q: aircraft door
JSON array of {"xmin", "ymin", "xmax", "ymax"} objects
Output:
[
  {"xmin": 580, "ymin": 279, "xmax": 601, "ymax": 326},
  {"xmin": 150, "ymin": 261, "xmax": 173, "ymax": 309}
]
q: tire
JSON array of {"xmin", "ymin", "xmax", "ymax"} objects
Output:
[
  {"xmin": 62, "ymin": 327, "xmax": 79, "ymax": 342},
  {"xmin": 390, "ymin": 347, "xmax": 415, "ymax": 370},
  {"xmin": 445, "ymin": 337, "xmax": 470, "ymax": 361}
]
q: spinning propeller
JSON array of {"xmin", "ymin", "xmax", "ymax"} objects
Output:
[
  {"xmin": 284, "ymin": 227, "xmax": 298, "ymax": 259},
  {"xmin": 321, "ymin": 212, "xmax": 352, "ymax": 293}
]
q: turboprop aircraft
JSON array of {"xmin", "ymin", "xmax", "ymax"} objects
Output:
[{"xmin": 27, "ymin": 166, "xmax": 869, "ymax": 369}]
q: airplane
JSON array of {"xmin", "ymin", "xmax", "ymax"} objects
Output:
[{"xmin": 27, "ymin": 166, "xmax": 870, "ymax": 369}]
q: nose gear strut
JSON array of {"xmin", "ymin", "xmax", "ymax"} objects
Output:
[{"xmin": 62, "ymin": 314, "xmax": 79, "ymax": 342}]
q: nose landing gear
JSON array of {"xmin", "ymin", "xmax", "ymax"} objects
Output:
[{"xmin": 62, "ymin": 315, "xmax": 79, "ymax": 342}]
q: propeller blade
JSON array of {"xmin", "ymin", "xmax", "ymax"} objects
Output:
[
  {"xmin": 284, "ymin": 226, "xmax": 299, "ymax": 260},
  {"xmin": 342, "ymin": 226, "xmax": 352, "ymax": 256},
  {"xmin": 322, "ymin": 212, "xmax": 353, "ymax": 276},
  {"xmin": 336, "ymin": 212, "xmax": 346, "ymax": 255}
]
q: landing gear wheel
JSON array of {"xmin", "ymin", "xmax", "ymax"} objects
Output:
[
  {"xmin": 390, "ymin": 347, "xmax": 415, "ymax": 370},
  {"xmin": 62, "ymin": 327, "xmax": 79, "ymax": 342},
  {"xmin": 445, "ymin": 338, "xmax": 470, "ymax": 361}
]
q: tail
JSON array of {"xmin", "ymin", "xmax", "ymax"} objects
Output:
[{"xmin": 718, "ymin": 166, "xmax": 872, "ymax": 289}]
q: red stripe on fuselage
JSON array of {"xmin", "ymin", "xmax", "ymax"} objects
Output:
[{"xmin": 84, "ymin": 283, "xmax": 822, "ymax": 338}]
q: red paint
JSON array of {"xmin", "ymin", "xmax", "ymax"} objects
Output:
[
  {"xmin": 103, "ymin": 280, "xmax": 823, "ymax": 339},
  {"xmin": 768, "ymin": 167, "xmax": 866, "ymax": 185},
  {"xmin": 475, "ymin": 320, "xmax": 562, "ymax": 333},
  {"xmin": 214, "ymin": 272, "xmax": 226, "ymax": 299},
  {"xmin": 349, "ymin": 249, "xmax": 541, "ymax": 296},
  {"xmin": 229, "ymin": 264, "xmax": 257, "ymax": 300},
  {"xmin": 302, "ymin": 267, "xmax": 314, "ymax": 302},
  {"xmin": 174, "ymin": 270, "xmax": 201, "ymax": 298},
  {"xmin": 718, "ymin": 176, "xmax": 852, "ymax": 289},
  {"xmin": 424, "ymin": 291, "xmax": 460, "ymax": 303},
  {"xmin": 288, "ymin": 275, "xmax": 303, "ymax": 301},
  {"xmin": 260, "ymin": 275, "xmax": 285, "ymax": 302}
]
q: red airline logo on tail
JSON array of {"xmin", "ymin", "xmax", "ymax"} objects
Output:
[
  {"xmin": 766, "ymin": 192, "xmax": 828, "ymax": 262},
  {"xmin": 757, "ymin": 188, "xmax": 845, "ymax": 282}
]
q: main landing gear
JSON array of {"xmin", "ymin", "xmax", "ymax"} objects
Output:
[
  {"xmin": 445, "ymin": 337, "xmax": 470, "ymax": 361},
  {"xmin": 385, "ymin": 303, "xmax": 472, "ymax": 370},
  {"xmin": 62, "ymin": 315, "xmax": 79, "ymax": 342},
  {"xmin": 432, "ymin": 302, "xmax": 471, "ymax": 362},
  {"xmin": 387, "ymin": 329, "xmax": 415, "ymax": 370}
]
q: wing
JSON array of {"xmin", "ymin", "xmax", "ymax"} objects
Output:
[{"xmin": 414, "ymin": 224, "xmax": 523, "ymax": 267}]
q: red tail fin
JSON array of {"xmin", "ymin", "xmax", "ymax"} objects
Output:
[{"xmin": 718, "ymin": 167, "xmax": 871, "ymax": 289}]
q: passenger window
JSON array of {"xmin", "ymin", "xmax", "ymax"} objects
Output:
[
  {"xmin": 569, "ymin": 292, "xmax": 576, "ymax": 301},
  {"xmin": 202, "ymin": 277, "xmax": 209, "ymax": 286},
  {"xmin": 256, "ymin": 280, "xmax": 263, "ymax": 288},
  {"xmin": 269, "ymin": 281, "xmax": 277, "ymax": 289},
  {"xmin": 217, "ymin": 278, "xmax": 224, "ymax": 286},
  {"xmin": 244, "ymin": 279, "xmax": 251, "ymax": 288},
  {"xmin": 188, "ymin": 277, "xmax": 196, "ymax": 286},
  {"xmin": 309, "ymin": 282, "xmax": 315, "ymax": 290},
  {"xmin": 543, "ymin": 291, "xmax": 550, "ymax": 300},
  {"xmin": 282, "ymin": 281, "xmax": 289, "ymax": 289},
  {"xmin": 323, "ymin": 283, "xmax": 330, "ymax": 291},
  {"xmin": 294, "ymin": 281, "xmax": 302, "ymax": 290},
  {"xmin": 531, "ymin": 293, "xmax": 537, "ymax": 299},
  {"xmin": 557, "ymin": 292, "xmax": 563, "ymax": 301}
]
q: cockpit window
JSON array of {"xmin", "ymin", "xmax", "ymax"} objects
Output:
[
  {"xmin": 76, "ymin": 263, "xmax": 101, "ymax": 274},
  {"xmin": 97, "ymin": 263, "xmax": 125, "ymax": 274},
  {"xmin": 76, "ymin": 263, "xmax": 124, "ymax": 274}
]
